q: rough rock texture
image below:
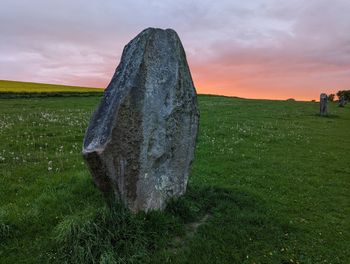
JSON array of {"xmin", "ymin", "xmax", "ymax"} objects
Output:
[
  {"xmin": 82, "ymin": 28, "xmax": 199, "ymax": 212},
  {"xmin": 320, "ymin": 93, "xmax": 328, "ymax": 116}
]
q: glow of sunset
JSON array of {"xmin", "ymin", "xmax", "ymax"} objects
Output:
[{"xmin": 1, "ymin": 1, "xmax": 349, "ymax": 101}]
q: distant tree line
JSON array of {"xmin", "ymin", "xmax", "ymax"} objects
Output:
[
  {"xmin": 327, "ymin": 90, "xmax": 350, "ymax": 102},
  {"xmin": 328, "ymin": 94, "xmax": 335, "ymax": 101},
  {"xmin": 336, "ymin": 90, "xmax": 350, "ymax": 101}
]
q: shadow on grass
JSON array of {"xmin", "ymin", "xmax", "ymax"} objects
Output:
[
  {"xmin": 47, "ymin": 185, "xmax": 299, "ymax": 264},
  {"xmin": 314, "ymin": 113, "xmax": 340, "ymax": 119},
  {"xmin": 0, "ymin": 209, "xmax": 14, "ymax": 245}
]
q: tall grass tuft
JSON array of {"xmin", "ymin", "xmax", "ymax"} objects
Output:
[
  {"xmin": 0, "ymin": 209, "xmax": 12, "ymax": 243},
  {"xmin": 53, "ymin": 204, "xmax": 151, "ymax": 263}
]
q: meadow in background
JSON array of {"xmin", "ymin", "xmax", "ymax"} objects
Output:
[{"xmin": 0, "ymin": 81, "xmax": 349, "ymax": 263}]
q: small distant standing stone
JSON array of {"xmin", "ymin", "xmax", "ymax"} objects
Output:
[
  {"xmin": 320, "ymin": 93, "xmax": 328, "ymax": 116},
  {"xmin": 82, "ymin": 28, "xmax": 199, "ymax": 212},
  {"xmin": 339, "ymin": 95, "xmax": 346, "ymax": 107}
]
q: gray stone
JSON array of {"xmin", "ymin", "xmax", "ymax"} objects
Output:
[
  {"xmin": 339, "ymin": 95, "xmax": 346, "ymax": 107},
  {"xmin": 82, "ymin": 28, "xmax": 199, "ymax": 212},
  {"xmin": 320, "ymin": 93, "xmax": 328, "ymax": 116}
]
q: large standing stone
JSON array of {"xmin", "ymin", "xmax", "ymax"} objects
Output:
[
  {"xmin": 320, "ymin": 93, "xmax": 328, "ymax": 116},
  {"xmin": 82, "ymin": 28, "xmax": 199, "ymax": 212},
  {"xmin": 339, "ymin": 95, "xmax": 346, "ymax": 107}
]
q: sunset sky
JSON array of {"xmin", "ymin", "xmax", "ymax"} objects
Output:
[{"xmin": 1, "ymin": 0, "xmax": 349, "ymax": 100}]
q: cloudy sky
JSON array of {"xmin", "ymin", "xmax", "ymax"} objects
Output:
[{"xmin": 1, "ymin": 0, "xmax": 349, "ymax": 100}]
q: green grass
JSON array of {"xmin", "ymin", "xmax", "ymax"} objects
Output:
[
  {"xmin": 0, "ymin": 80, "xmax": 103, "ymax": 93},
  {"xmin": 0, "ymin": 80, "xmax": 103, "ymax": 98},
  {"xmin": 0, "ymin": 93, "xmax": 349, "ymax": 263}
]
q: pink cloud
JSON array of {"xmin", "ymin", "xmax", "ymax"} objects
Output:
[{"xmin": 0, "ymin": 0, "xmax": 349, "ymax": 100}]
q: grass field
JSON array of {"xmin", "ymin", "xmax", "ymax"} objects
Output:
[
  {"xmin": 0, "ymin": 80, "xmax": 103, "ymax": 93},
  {"xmin": 0, "ymin": 80, "xmax": 103, "ymax": 98},
  {"xmin": 0, "ymin": 90, "xmax": 349, "ymax": 263}
]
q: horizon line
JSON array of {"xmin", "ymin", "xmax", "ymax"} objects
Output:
[{"xmin": 0, "ymin": 78, "xmax": 325, "ymax": 102}]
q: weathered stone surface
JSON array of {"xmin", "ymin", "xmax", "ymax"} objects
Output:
[
  {"xmin": 82, "ymin": 28, "xmax": 199, "ymax": 212},
  {"xmin": 320, "ymin": 93, "xmax": 328, "ymax": 116}
]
